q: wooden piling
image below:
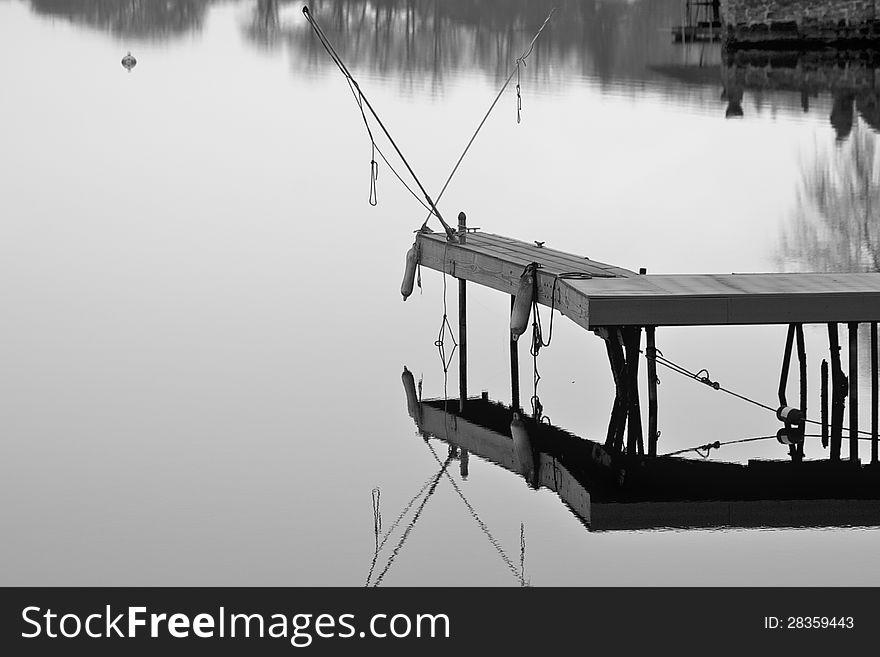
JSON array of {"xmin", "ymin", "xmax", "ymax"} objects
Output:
[
  {"xmin": 821, "ymin": 359, "xmax": 829, "ymax": 449},
  {"xmin": 828, "ymin": 323, "xmax": 845, "ymax": 461},
  {"xmin": 603, "ymin": 328, "xmax": 628, "ymax": 453},
  {"xmin": 510, "ymin": 295, "xmax": 520, "ymax": 413},
  {"xmin": 646, "ymin": 325, "xmax": 659, "ymax": 457},
  {"xmin": 458, "ymin": 212, "xmax": 467, "ymax": 414},
  {"xmin": 778, "ymin": 323, "xmax": 796, "ymax": 407},
  {"xmin": 873, "ymin": 323, "xmax": 879, "ymax": 464},
  {"xmin": 849, "ymin": 322, "xmax": 859, "ymax": 462},
  {"xmin": 624, "ymin": 326, "xmax": 644, "ymax": 457}
]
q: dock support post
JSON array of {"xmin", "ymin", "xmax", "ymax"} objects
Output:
[
  {"xmin": 510, "ymin": 296, "xmax": 520, "ymax": 413},
  {"xmin": 873, "ymin": 323, "xmax": 878, "ymax": 464},
  {"xmin": 821, "ymin": 359, "xmax": 829, "ymax": 449},
  {"xmin": 778, "ymin": 324, "xmax": 800, "ymax": 462},
  {"xmin": 828, "ymin": 323, "xmax": 846, "ymax": 462},
  {"xmin": 623, "ymin": 326, "xmax": 644, "ymax": 457},
  {"xmin": 458, "ymin": 212, "xmax": 467, "ymax": 415},
  {"xmin": 646, "ymin": 326, "xmax": 659, "ymax": 457},
  {"xmin": 849, "ymin": 322, "xmax": 859, "ymax": 462},
  {"xmin": 602, "ymin": 328, "xmax": 627, "ymax": 453},
  {"xmin": 795, "ymin": 324, "xmax": 807, "ymax": 461}
]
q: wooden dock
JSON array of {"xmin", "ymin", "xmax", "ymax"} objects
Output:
[
  {"xmin": 411, "ymin": 227, "xmax": 880, "ymax": 464},
  {"xmin": 416, "ymin": 231, "xmax": 880, "ymax": 328}
]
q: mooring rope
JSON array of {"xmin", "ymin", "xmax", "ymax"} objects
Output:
[
  {"xmin": 644, "ymin": 349, "xmax": 879, "ymax": 439},
  {"xmin": 418, "ymin": 8, "xmax": 557, "ymax": 233},
  {"xmin": 369, "ymin": 454, "xmax": 454, "ymax": 587},
  {"xmin": 302, "ymin": 6, "xmax": 452, "ymax": 233},
  {"xmin": 364, "ymin": 469, "xmax": 443, "ymax": 587},
  {"xmin": 656, "ymin": 432, "xmax": 880, "ymax": 458},
  {"xmin": 435, "ymin": 239, "xmax": 458, "ymax": 392},
  {"xmin": 424, "ymin": 440, "xmax": 526, "ymax": 585},
  {"xmin": 528, "ymin": 269, "xmax": 593, "ymax": 423}
]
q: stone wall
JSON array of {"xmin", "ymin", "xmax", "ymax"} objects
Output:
[{"xmin": 720, "ymin": 0, "xmax": 880, "ymax": 45}]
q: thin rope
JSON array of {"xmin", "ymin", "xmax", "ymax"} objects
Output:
[
  {"xmin": 369, "ymin": 454, "xmax": 454, "ymax": 587},
  {"xmin": 418, "ymin": 8, "xmax": 557, "ymax": 232},
  {"xmin": 645, "ymin": 349, "xmax": 879, "ymax": 438},
  {"xmin": 303, "ymin": 6, "xmax": 450, "ymax": 232},
  {"xmin": 435, "ymin": 239, "xmax": 458, "ymax": 384},
  {"xmin": 528, "ymin": 270, "xmax": 592, "ymax": 422},
  {"xmin": 424, "ymin": 440, "xmax": 525, "ymax": 585},
  {"xmin": 364, "ymin": 470, "xmax": 440, "ymax": 587}
]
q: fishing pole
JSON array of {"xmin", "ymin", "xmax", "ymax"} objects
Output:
[
  {"xmin": 302, "ymin": 6, "xmax": 456, "ymax": 239},
  {"xmin": 420, "ymin": 8, "xmax": 557, "ymax": 232}
]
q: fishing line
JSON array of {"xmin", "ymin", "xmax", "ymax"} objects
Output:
[
  {"xmin": 418, "ymin": 8, "xmax": 557, "ymax": 232},
  {"xmin": 303, "ymin": 6, "xmax": 453, "ymax": 235}
]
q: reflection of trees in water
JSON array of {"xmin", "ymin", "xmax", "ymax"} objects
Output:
[
  {"xmin": 244, "ymin": 0, "xmax": 280, "ymax": 49},
  {"xmin": 29, "ymin": 0, "xmax": 213, "ymax": 39},
  {"xmin": 257, "ymin": 0, "xmax": 686, "ymax": 89},
  {"xmin": 780, "ymin": 122, "xmax": 880, "ymax": 273}
]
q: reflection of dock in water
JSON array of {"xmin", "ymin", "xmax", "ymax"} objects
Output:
[{"xmin": 407, "ymin": 391, "xmax": 880, "ymax": 532}]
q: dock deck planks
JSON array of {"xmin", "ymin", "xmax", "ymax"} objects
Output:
[{"xmin": 415, "ymin": 231, "xmax": 880, "ymax": 327}]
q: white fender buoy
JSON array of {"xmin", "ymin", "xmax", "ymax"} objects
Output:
[
  {"xmin": 401, "ymin": 243, "xmax": 418, "ymax": 301},
  {"xmin": 776, "ymin": 406, "xmax": 804, "ymax": 424},
  {"xmin": 510, "ymin": 267, "xmax": 534, "ymax": 341},
  {"xmin": 776, "ymin": 428, "xmax": 803, "ymax": 446},
  {"xmin": 402, "ymin": 366, "xmax": 420, "ymax": 421},
  {"xmin": 511, "ymin": 412, "xmax": 537, "ymax": 487},
  {"xmin": 121, "ymin": 52, "xmax": 136, "ymax": 71}
]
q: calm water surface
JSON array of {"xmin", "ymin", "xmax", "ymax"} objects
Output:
[{"xmin": 2, "ymin": 0, "xmax": 879, "ymax": 586}]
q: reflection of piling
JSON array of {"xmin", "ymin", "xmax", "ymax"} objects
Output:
[
  {"xmin": 873, "ymin": 323, "xmax": 879, "ymax": 464},
  {"xmin": 603, "ymin": 328, "xmax": 628, "ymax": 452},
  {"xmin": 646, "ymin": 325, "xmax": 659, "ymax": 457},
  {"xmin": 796, "ymin": 324, "xmax": 807, "ymax": 461},
  {"xmin": 849, "ymin": 322, "xmax": 859, "ymax": 461},
  {"xmin": 510, "ymin": 296, "xmax": 520, "ymax": 413},
  {"xmin": 821, "ymin": 359, "xmax": 829, "ymax": 449},
  {"xmin": 458, "ymin": 212, "xmax": 468, "ymax": 414},
  {"xmin": 828, "ymin": 323, "xmax": 846, "ymax": 461},
  {"xmin": 600, "ymin": 326, "xmax": 644, "ymax": 456},
  {"xmin": 624, "ymin": 327, "xmax": 644, "ymax": 456}
]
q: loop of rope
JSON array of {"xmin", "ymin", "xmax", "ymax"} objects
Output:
[
  {"xmin": 302, "ymin": 7, "xmax": 449, "ymax": 230},
  {"xmin": 436, "ymin": 240, "xmax": 458, "ymax": 381},
  {"xmin": 515, "ymin": 60, "xmax": 523, "ymax": 124},
  {"xmin": 371, "ymin": 487, "xmax": 382, "ymax": 546},
  {"xmin": 368, "ymin": 144, "xmax": 378, "ymax": 206},
  {"xmin": 694, "ymin": 368, "xmax": 720, "ymax": 390},
  {"xmin": 418, "ymin": 8, "xmax": 556, "ymax": 233},
  {"xmin": 527, "ymin": 269, "xmax": 592, "ymax": 422},
  {"xmin": 369, "ymin": 454, "xmax": 454, "ymax": 587}
]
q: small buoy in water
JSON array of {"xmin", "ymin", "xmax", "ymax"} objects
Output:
[
  {"xmin": 510, "ymin": 266, "xmax": 535, "ymax": 341},
  {"xmin": 401, "ymin": 242, "xmax": 418, "ymax": 301},
  {"xmin": 401, "ymin": 366, "xmax": 421, "ymax": 422},
  {"xmin": 121, "ymin": 52, "xmax": 137, "ymax": 71}
]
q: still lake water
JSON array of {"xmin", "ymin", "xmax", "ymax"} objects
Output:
[{"xmin": 2, "ymin": 0, "xmax": 879, "ymax": 585}]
